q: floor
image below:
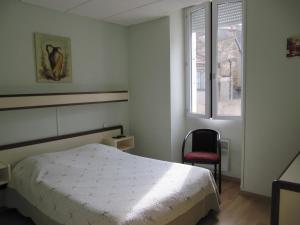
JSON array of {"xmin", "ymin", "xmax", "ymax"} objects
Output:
[
  {"xmin": 0, "ymin": 180, "xmax": 271, "ymax": 225},
  {"xmin": 198, "ymin": 180, "xmax": 271, "ymax": 225}
]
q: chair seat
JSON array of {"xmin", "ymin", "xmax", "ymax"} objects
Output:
[{"xmin": 184, "ymin": 152, "xmax": 220, "ymax": 163}]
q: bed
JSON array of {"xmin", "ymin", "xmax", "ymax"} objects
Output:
[{"xmin": 1, "ymin": 126, "xmax": 219, "ymax": 225}]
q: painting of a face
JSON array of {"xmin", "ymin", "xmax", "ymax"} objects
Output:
[
  {"xmin": 287, "ymin": 36, "xmax": 300, "ymax": 58},
  {"xmin": 35, "ymin": 33, "xmax": 72, "ymax": 82}
]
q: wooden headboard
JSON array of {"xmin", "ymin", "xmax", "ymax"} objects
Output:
[{"xmin": 0, "ymin": 125, "xmax": 123, "ymax": 166}]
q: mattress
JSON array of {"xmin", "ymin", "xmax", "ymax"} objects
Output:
[{"xmin": 8, "ymin": 144, "xmax": 219, "ymax": 225}]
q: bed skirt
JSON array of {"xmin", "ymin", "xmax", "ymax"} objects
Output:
[{"xmin": 4, "ymin": 188, "xmax": 219, "ymax": 225}]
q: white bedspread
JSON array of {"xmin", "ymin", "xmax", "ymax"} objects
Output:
[{"xmin": 9, "ymin": 144, "xmax": 219, "ymax": 225}]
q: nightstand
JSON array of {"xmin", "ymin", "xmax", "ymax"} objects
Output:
[
  {"xmin": 0, "ymin": 162, "xmax": 10, "ymax": 188},
  {"xmin": 103, "ymin": 136, "xmax": 135, "ymax": 151}
]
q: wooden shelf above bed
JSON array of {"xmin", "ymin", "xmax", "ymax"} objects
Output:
[{"xmin": 0, "ymin": 91, "xmax": 129, "ymax": 111}]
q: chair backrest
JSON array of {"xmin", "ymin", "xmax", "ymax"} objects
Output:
[{"xmin": 191, "ymin": 129, "xmax": 220, "ymax": 153}]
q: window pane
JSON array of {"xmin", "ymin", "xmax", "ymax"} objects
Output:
[
  {"xmin": 191, "ymin": 8, "xmax": 206, "ymax": 114},
  {"xmin": 216, "ymin": 1, "xmax": 243, "ymax": 116}
]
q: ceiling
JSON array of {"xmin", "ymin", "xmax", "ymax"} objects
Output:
[{"xmin": 21, "ymin": 0, "xmax": 205, "ymax": 26}]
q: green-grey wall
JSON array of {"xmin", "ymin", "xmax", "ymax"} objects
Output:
[
  {"xmin": 170, "ymin": 10, "xmax": 186, "ymax": 163},
  {"xmin": 0, "ymin": 0, "xmax": 129, "ymax": 145},
  {"xmin": 243, "ymin": 0, "xmax": 300, "ymax": 196},
  {"xmin": 128, "ymin": 18, "xmax": 172, "ymax": 161}
]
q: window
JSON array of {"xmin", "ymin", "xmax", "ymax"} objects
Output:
[{"xmin": 186, "ymin": 0, "xmax": 244, "ymax": 119}]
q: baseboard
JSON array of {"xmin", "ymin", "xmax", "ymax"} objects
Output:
[
  {"xmin": 220, "ymin": 175, "xmax": 271, "ymax": 201},
  {"xmin": 222, "ymin": 175, "xmax": 241, "ymax": 183},
  {"xmin": 240, "ymin": 190, "xmax": 271, "ymax": 200}
]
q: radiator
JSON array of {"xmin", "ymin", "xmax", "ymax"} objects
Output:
[{"xmin": 220, "ymin": 139, "xmax": 230, "ymax": 172}]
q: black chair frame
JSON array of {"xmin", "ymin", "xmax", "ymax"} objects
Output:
[{"xmin": 182, "ymin": 129, "xmax": 222, "ymax": 193}]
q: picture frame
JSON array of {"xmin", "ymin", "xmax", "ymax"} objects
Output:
[
  {"xmin": 34, "ymin": 33, "xmax": 72, "ymax": 83},
  {"xmin": 287, "ymin": 36, "xmax": 300, "ymax": 58}
]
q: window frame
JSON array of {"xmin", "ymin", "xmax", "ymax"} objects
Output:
[
  {"xmin": 185, "ymin": 2, "xmax": 212, "ymax": 119},
  {"xmin": 185, "ymin": 0, "xmax": 245, "ymax": 120}
]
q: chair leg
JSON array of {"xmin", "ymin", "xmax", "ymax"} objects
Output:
[
  {"xmin": 214, "ymin": 164, "xmax": 217, "ymax": 182},
  {"xmin": 191, "ymin": 162, "xmax": 194, "ymax": 166},
  {"xmin": 219, "ymin": 162, "xmax": 222, "ymax": 194}
]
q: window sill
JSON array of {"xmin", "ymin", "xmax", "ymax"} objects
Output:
[{"xmin": 187, "ymin": 112, "xmax": 242, "ymax": 121}]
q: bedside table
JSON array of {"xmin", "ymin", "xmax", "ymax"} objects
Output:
[
  {"xmin": 103, "ymin": 136, "xmax": 135, "ymax": 151},
  {"xmin": 0, "ymin": 162, "xmax": 10, "ymax": 188}
]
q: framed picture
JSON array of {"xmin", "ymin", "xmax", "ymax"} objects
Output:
[
  {"xmin": 35, "ymin": 33, "xmax": 72, "ymax": 82},
  {"xmin": 287, "ymin": 36, "xmax": 300, "ymax": 58}
]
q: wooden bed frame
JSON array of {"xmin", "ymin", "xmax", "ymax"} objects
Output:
[{"xmin": 0, "ymin": 125, "xmax": 123, "ymax": 167}]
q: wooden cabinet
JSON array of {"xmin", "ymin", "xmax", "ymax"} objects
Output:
[
  {"xmin": 0, "ymin": 162, "xmax": 10, "ymax": 188},
  {"xmin": 103, "ymin": 136, "xmax": 134, "ymax": 151},
  {"xmin": 271, "ymin": 152, "xmax": 300, "ymax": 225}
]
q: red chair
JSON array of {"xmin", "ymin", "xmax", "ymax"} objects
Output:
[{"xmin": 182, "ymin": 129, "xmax": 221, "ymax": 193}]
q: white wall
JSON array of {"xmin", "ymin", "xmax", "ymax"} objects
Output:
[
  {"xmin": 0, "ymin": 0, "xmax": 129, "ymax": 145},
  {"xmin": 170, "ymin": 10, "xmax": 186, "ymax": 163},
  {"xmin": 243, "ymin": 0, "xmax": 300, "ymax": 196},
  {"xmin": 128, "ymin": 18, "xmax": 172, "ymax": 161}
]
